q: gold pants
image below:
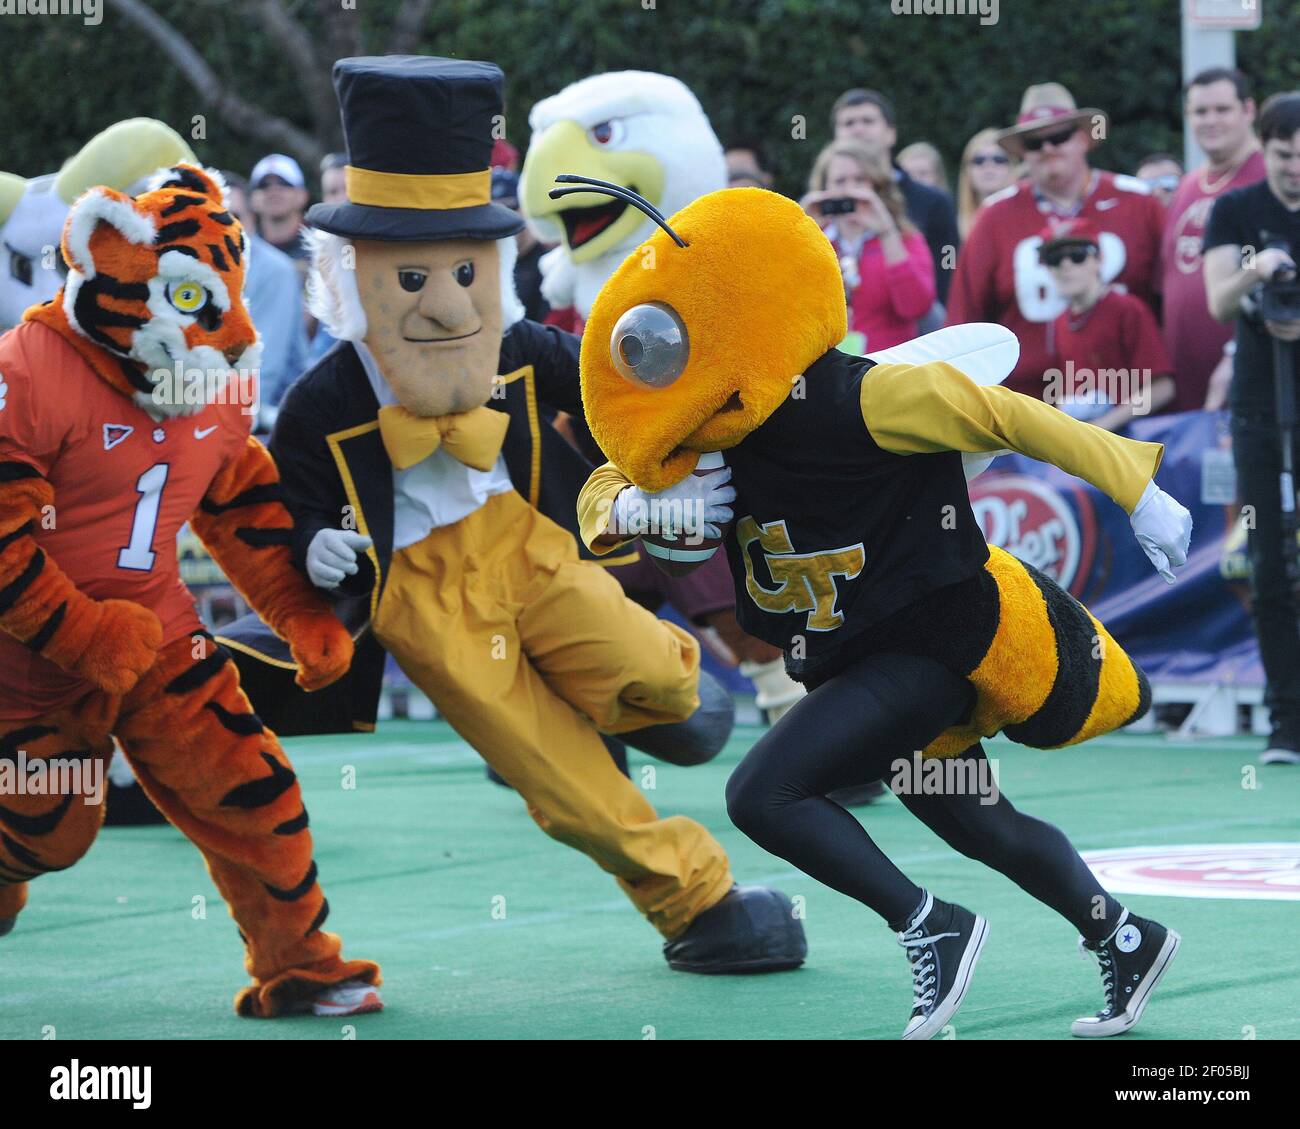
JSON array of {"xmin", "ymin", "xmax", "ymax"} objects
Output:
[{"xmin": 373, "ymin": 490, "xmax": 734, "ymax": 938}]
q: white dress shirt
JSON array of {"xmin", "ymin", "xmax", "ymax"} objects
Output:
[{"xmin": 355, "ymin": 341, "xmax": 513, "ymax": 551}]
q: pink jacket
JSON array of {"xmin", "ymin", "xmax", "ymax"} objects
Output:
[{"xmin": 833, "ymin": 229, "xmax": 936, "ymax": 351}]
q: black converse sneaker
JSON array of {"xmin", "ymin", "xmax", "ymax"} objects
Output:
[
  {"xmin": 1072, "ymin": 910, "xmax": 1180, "ymax": 1037},
  {"xmin": 895, "ymin": 892, "xmax": 989, "ymax": 1040}
]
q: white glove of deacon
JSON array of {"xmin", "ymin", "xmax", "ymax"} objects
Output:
[{"xmin": 307, "ymin": 528, "xmax": 374, "ymax": 590}]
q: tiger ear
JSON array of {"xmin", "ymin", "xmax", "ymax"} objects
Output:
[
  {"xmin": 149, "ymin": 163, "xmax": 229, "ymax": 207},
  {"xmin": 61, "ymin": 186, "xmax": 156, "ymax": 279}
]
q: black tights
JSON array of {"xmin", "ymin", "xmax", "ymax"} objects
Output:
[{"xmin": 725, "ymin": 652, "xmax": 1121, "ymax": 938}]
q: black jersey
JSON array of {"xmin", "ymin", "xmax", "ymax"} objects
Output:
[{"xmin": 721, "ymin": 348, "xmax": 990, "ymax": 670}]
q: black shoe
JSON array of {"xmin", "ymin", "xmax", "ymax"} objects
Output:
[
  {"xmin": 663, "ymin": 885, "xmax": 807, "ymax": 974},
  {"xmin": 827, "ymin": 780, "xmax": 888, "ymax": 808},
  {"xmin": 0, "ymin": 916, "xmax": 15, "ymax": 939},
  {"xmin": 896, "ymin": 892, "xmax": 988, "ymax": 1040},
  {"xmin": 1072, "ymin": 910, "xmax": 1180, "ymax": 1037},
  {"xmin": 1261, "ymin": 731, "xmax": 1300, "ymax": 765},
  {"xmin": 103, "ymin": 779, "xmax": 168, "ymax": 827}
]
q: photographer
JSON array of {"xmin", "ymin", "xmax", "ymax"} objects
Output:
[
  {"xmin": 801, "ymin": 139, "xmax": 936, "ymax": 351},
  {"xmin": 1204, "ymin": 92, "xmax": 1300, "ymax": 764}
]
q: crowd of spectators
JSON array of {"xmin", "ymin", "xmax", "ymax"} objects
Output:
[{"xmin": 240, "ymin": 65, "xmax": 1294, "ymax": 442}]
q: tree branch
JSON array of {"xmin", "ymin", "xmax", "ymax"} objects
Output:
[
  {"xmin": 243, "ymin": 0, "xmax": 337, "ymax": 147},
  {"xmin": 318, "ymin": 0, "xmax": 363, "ymax": 65},
  {"xmin": 387, "ymin": 0, "xmax": 434, "ymax": 56},
  {"xmin": 104, "ymin": 0, "xmax": 325, "ymax": 168}
]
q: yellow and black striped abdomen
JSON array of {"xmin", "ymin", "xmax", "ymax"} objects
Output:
[{"xmin": 923, "ymin": 545, "xmax": 1150, "ymax": 759}]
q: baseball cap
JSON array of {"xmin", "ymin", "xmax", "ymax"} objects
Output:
[
  {"xmin": 491, "ymin": 167, "xmax": 520, "ymax": 205},
  {"xmin": 1037, "ymin": 218, "xmax": 1101, "ymax": 259},
  {"xmin": 250, "ymin": 153, "xmax": 306, "ymax": 190}
]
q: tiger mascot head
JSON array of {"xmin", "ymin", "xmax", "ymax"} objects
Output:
[{"xmin": 53, "ymin": 163, "xmax": 262, "ymax": 417}]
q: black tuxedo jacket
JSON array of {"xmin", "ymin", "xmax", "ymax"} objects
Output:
[{"xmin": 220, "ymin": 319, "xmax": 617, "ymax": 734}]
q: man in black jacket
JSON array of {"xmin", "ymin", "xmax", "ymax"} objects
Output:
[
  {"xmin": 222, "ymin": 54, "xmax": 807, "ymax": 974},
  {"xmin": 832, "ymin": 88, "xmax": 960, "ymax": 307}
]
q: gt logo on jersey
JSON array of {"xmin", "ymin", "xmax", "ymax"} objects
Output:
[{"xmin": 738, "ymin": 515, "xmax": 865, "ymax": 632}]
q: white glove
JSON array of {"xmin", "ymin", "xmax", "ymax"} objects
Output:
[
  {"xmin": 1130, "ymin": 481, "xmax": 1192, "ymax": 584},
  {"xmin": 608, "ymin": 465, "xmax": 736, "ymax": 543},
  {"xmin": 306, "ymin": 528, "xmax": 373, "ymax": 590}
]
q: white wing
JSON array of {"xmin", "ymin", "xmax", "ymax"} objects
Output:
[{"xmin": 867, "ymin": 324, "xmax": 1019, "ymax": 481}]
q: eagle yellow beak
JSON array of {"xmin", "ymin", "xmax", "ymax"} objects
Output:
[{"xmin": 520, "ymin": 120, "xmax": 666, "ymax": 265}]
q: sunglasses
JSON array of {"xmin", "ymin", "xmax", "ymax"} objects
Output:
[
  {"xmin": 1144, "ymin": 173, "xmax": 1181, "ymax": 192},
  {"xmin": 971, "ymin": 154, "xmax": 1011, "ymax": 167},
  {"xmin": 1042, "ymin": 246, "xmax": 1095, "ymax": 267},
  {"xmin": 1023, "ymin": 127, "xmax": 1079, "ymax": 152}
]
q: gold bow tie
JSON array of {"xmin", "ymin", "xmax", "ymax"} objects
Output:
[{"xmin": 378, "ymin": 404, "xmax": 510, "ymax": 472}]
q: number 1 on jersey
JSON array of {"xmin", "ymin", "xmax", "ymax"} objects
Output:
[{"xmin": 118, "ymin": 463, "xmax": 170, "ymax": 571}]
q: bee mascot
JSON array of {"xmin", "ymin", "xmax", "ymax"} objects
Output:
[
  {"xmin": 576, "ymin": 184, "xmax": 1193, "ymax": 1038},
  {"xmin": 519, "ymin": 70, "xmax": 808, "ymax": 728},
  {"xmin": 223, "ymin": 56, "xmax": 807, "ymax": 974}
]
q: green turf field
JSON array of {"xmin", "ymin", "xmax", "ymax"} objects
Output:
[{"xmin": 1, "ymin": 720, "xmax": 1296, "ymax": 1040}]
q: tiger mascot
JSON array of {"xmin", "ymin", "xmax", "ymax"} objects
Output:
[{"xmin": 0, "ymin": 163, "xmax": 382, "ymax": 1018}]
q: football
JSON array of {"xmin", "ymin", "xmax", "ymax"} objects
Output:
[{"xmin": 641, "ymin": 452, "xmax": 731, "ymax": 577}]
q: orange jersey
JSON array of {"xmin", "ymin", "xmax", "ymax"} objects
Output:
[{"xmin": 0, "ymin": 320, "xmax": 253, "ymax": 717}]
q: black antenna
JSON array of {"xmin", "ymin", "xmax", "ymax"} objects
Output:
[{"xmin": 549, "ymin": 174, "xmax": 688, "ymax": 248}]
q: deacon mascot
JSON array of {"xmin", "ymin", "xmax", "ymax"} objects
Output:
[
  {"xmin": 0, "ymin": 162, "xmax": 381, "ymax": 1018},
  {"xmin": 575, "ymin": 183, "xmax": 1193, "ymax": 1038},
  {"xmin": 519, "ymin": 70, "xmax": 806, "ymax": 725},
  {"xmin": 224, "ymin": 55, "xmax": 806, "ymax": 973}
]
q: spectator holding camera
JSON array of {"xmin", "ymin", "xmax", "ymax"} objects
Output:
[
  {"xmin": 1203, "ymin": 92, "xmax": 1300, "ymax": 764},
  {"xmin": 802, "ymin": 140, "xmax": 936, "ymax": 351},
  {"xmin": 831, "ymin": 89, "xmax": 959, "ymax": 304}
]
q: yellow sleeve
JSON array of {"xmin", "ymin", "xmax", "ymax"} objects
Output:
[
  {"xmin": 860, "ymin": 362, "xmax": 1164, "ymax": 514},
  {"xmin": 577, "ymin": 461, "xmax": 637, "ymax": 555}
]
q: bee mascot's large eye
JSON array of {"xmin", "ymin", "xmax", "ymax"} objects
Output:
[
  {"xmin": 609, "ymin": 302, "xmax": 689, "ymax": 389},
  {"xmin": 168, "ymin": 282, "xmax": 209, "ymax": 315}
]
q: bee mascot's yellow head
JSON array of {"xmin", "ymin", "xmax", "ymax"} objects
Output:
[{"xmin": 578, "ymin": 185, "xmax": 846, "ymax": 492}]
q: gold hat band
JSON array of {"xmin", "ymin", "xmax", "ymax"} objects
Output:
[{"xmin": 345, "ymin": 165, "xmax": 491, "ymax": 210}]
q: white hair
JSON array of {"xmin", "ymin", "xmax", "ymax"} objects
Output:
[{"xmin": 307, "ymin": 230, "xmax": 527, "ymax": 343}]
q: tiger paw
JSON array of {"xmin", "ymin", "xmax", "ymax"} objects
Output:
[
  {"xmin": 70, "ymin": 599, "xmax": 163, "ymax": 696},
  {"xmin": 285, "ymin": 611, "xmax": 354, "ymax": 692}
]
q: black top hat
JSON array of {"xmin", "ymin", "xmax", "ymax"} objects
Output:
[{"xmin": 306, "ymin": 55, "xmax": 524, "ymax": 242}]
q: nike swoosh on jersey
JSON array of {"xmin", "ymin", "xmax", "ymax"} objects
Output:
[{"xmin": 194, "ymin": 425, "xmax": 219, "ymax": 440}]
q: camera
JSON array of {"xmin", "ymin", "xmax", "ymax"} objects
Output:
[
  {"xmin": 820, "ymin": 197, "xmax": 857, "ymax": 216},
  {"xmin": 1260, "ymin": 278, "xmax": 1300, "ymax": 322},
  {"xmin": 1254, "ymin": 236, "xmax": 1300, "ymax": 322}
]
